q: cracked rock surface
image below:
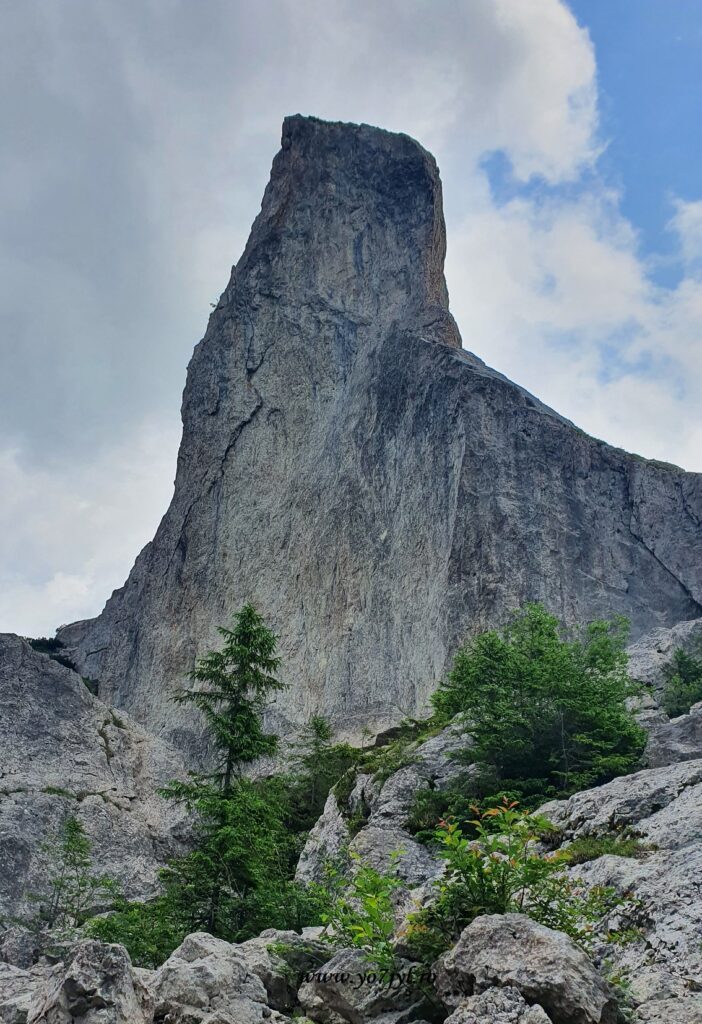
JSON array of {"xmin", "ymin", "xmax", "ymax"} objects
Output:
[
  {"xmin": 55, "ymin": 115, "xmax": 702, "ymax": 751},
  {"xmin": 0, "ymin": 633, "xmax": 189, "ymax": 921}
]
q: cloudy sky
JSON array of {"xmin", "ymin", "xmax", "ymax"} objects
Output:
[{"xmin": 2, "ymin": 0, "xmax": 701, "ymax": 636}]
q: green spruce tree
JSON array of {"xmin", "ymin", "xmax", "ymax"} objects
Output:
[{"xmin": 172, "ymin": 602, "xmax": 285, "ymax": 793}]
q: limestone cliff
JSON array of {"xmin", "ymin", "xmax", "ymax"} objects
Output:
[
  {"xmin": 58, "ymin": 115, "xmax": 702, "ymax": 750},
  {"xmin": 0, "ymin": 634, "xmax": 188, "ymax": 921}
]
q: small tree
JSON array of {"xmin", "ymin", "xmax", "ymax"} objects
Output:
[
  {"xmin": 285, "ymin": 716, "xmax": 360, "ymax": 829},
  {"xmin": 173, "ymin": 603, "xmax": 285, "ymax": 792},
  {"xmin": 321, "ymin": 853, "xmax": 404, "ymax": 974},
  {"xmin": 30, "ymin": 817, "xmax": 117, "ymax": 944},
  {"xmin": 404, "ymin": 803, "xmax": 621, "ymax": 962},
  {"xmin": 662, "ymin": 646, "xmax": 702, "ymax": 718},
  {"xmin": 432, "ymin": 604, "xmax": 645, "ymax": 799}
]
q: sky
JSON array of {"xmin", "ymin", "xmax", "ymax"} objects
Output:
[{"xmin": 1, "ymin": 0, "xmax": 701, "ymax": 636}]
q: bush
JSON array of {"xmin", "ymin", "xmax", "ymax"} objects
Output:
[
  {"xmin": 562, "ymin": 834, "xmax": 648, "ymax": 865},
  {"xmin": 23, "ymin": 817, "xmax": 118, "ymax": 951},
  {"xmin": 27, "ymin": 636, "xmax": 78, "ymax": 673},
  {"xmin": 87, "ymin": 895, "xmax": 188, "ymax": 969},
  {"xmin": 284, "ymin": 716, "xmax": 362, "ymax": 832},
  {"xmin": 404, "ymin": 802, "xmax": 621, "ymax": 962},
  {"xmin": 431, "ymin": 605, "xmax": 645, "ymax": 800},
  {"xmin": 661, "ymin": 646, "xmax": 702, "ymax": 718},
  {"xmin": 405, "ymin": 771, "xmax": 515, "ymax": 843},
  {"xmin": 320, "ymin": 853, "xmax": 404, "ymax": 974}
]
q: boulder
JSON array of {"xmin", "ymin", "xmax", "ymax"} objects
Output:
[
  {"xmin": 639, "ymin": 704, "xmax": 702, "ymax": 768},
  {"xmin": 538, "ymin": 758, "xmax": 702, "ymax": 849},
  {"xmin": 627, "ymin": 619, "xmax": 702, "ymax": 697},
  {"xmin": 0, "ymin": 927, "xmax": 39, "ymax": 970},
  {"xmin": 371, "ymin": 768, "xmax": 429, "ymax": 823},
  {"xmin": 348, "ymin": 826, "xmax": 439, "ymax": 887},
  {"xmin": 0, "ymin": 961, "xmax": 54, "ymax": 1024},
  {"xmin": 412, "ymin": 727, "xmax": 473, "ymax": 791},
  {"xmin": 148, "ymin": 931, "xmax": 272, "ymax": 1024},
  {"xmin": 434, "ymin": 914, "xmax": 617, "ymax": 1024},
  {"xmin": 296, "ymin": 793, "xmax": 350, "ymax": 884},
  {"xmin": 320, "ymin": 722, "xmax": 473, "ymax": 892},
  {"xmin": 539, "ymin": 760, "xmax": 702, "ymax": 1010},
  {"xmin": 633, "ymin": 996, "xmax": 702, "ymax": 1022},
  {"xmin": 297, "ymin": 947, "xmax": 429, "ymax": 1024},
  {"xmin": 238, "ymin": 928, "xmax": 330, "ymax": 1012},
  {"xmin": 25, "ymin": 940, "xmax": 152, "ymax": 1023},
  {"xmin": 444, "ymin": 986, "xmax": 551, "ymax": 1024}
]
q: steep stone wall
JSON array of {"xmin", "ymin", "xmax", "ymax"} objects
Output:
[{"xmin": 58, "ymin": 116, "xmax": 702, "ymax": 750}]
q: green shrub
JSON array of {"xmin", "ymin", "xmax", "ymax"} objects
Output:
[
  {"xmin": 87, "ymin": 895, "xmax": 188, "ymax": 968},
  {"xmin": 27, "ymin": 636, "xmax": 78, "ymax": 673},
  {"xmin": 24, "ymin": 817, "xmax": 118, "ymax": 950},
  {"xmin": 431, "ymin": 604, "xmax": 645, "ymax": 800},
  {"xmin": 562, "ymin": 834, "xmax": 648, "ymax": 865},
  {"xmin": 405, "ymin": 771, "xmax": 513, "ymax": 843},
  {"xmin": 320, "ymin": 853, "xmax": 404, "ymax": 974},
  {"xmin": 404, "ymin": 802, "xmax": 621, "ymax": 961},
  {"xmin": 284, "ymin": 716, "xmax": 362, "ymax": 832},
  {"xmin": 661, "ymin": 647, "xmax": 702, "ymax": 717}
]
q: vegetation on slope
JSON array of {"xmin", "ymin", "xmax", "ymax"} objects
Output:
[{"xmin": 18, "ymin": 602, "xmax": 650, "ymax": 971}]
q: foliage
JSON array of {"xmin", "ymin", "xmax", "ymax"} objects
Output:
[
  {"xmin": 661, "ymin": 646, "xmax": 702, "ymax": 718},
  {"xmin": 26, "ymin": 817, "xmax": 118, "ymax": 948},
  {"xmin": 405, "ymin": 772, "xmax": 510, "ymax": 842},
  {"xmin": 173, "ymin": 603, "xmax": 285, "ymax": 792},
  {"xmin": 404, "ymin": 802, "xmax": 622, "ymax": 962},
  {"xmin": 87, "ymin": 893, "xmax": 189, "ymax": 969},
  {"xmin": 90, "ymin": 777, "xmax": 326, "ymax": 966},
  {"xmin": 285, "ymin": 716, "xmax": 361, "ymax": 832},
  {"xmin": 320, "ymin": 853, "xmax": 404, "ymax": 974},
  {"xmin": 27, "ymin": 636, "xmax": 65, "ymax": 654},
  {"xmin": 431, "ymin": 604, "xmax": 645, "ymax": 800},
  {"xmin": 562, "ymin": 834, "xmax": 647, "ymax": 865},
  {"xmin": 90, "ymin": 608, "xmax": 332, "ymax": 967}
]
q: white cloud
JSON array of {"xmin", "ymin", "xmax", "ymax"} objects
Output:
[
  {"xmin": 447, "ymin": 184, "xmax": 702, "ymax": 470},
  {"xmin": 669, "ymin": 197, "xmax": 702, "ymax": 272},
  {"xmin": 0, "ymin": 417, "xmax": 178, "ymax": 635}
]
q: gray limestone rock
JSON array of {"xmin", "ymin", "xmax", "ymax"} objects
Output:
[
  {"xmin": 632, "ymin": 996, "xmax": 702, "ymax": 1022},
  {"xmin": 237, "ymin": 928, "xmax": 330, "ymax": 1012},
  {"xmin": 25, "ymin": 940, "xmax": 153, "ymax": 1024},
  {"xmin": 434, "ymin": 914, "xmax": 617, "ymax": 1024},
  {"xmin": 639, "ymin": 704, "xmax": 702, "ymax": 768},
  {"xmin": 538, "ymin": 760, "xmax": 702, "ymax": 1004},
  {"xmin": 295, "ymin": 792, "xmax": 350, "ymax": 884},
  {"xmin": 348, "ymin": 825, "xmax": 438, "ymax": 888},
  {"xmin": 444, "ymin": 987, "xmax": 552, "ymax": 1024},
  {"xmin": 148, "ymin": 931, "xmax": 272, "ymax": 1024},
  {"xmin": 0, "ymin": 633, "xmax": 189, "ymax": 921},
  {"xmin": 296, "ymin": 722, "xmax": 470, "ymax": 887},
  {"xmin": 56, "ymin": 115, "xmax": 702, "ymax": 751},
  {"xmin": 0, "ymin": 961, "xmax": 53, "ymax": 1023},
  {"xmin": 297, "ymin": 947, "xmax": 428, "ymax": 1024},
  {"xmin": 627, "ymin": 618, "xmax": 702, "ymax": 696}
]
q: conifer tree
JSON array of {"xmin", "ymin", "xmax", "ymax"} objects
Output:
[{"xmin": 173, "ymin": 602, "xmax": 284, "ymax": 792}]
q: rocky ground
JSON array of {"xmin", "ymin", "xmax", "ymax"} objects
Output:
[{"xmin": 1, "ymin": 620, "xmax": 702, "ymax": 1021}]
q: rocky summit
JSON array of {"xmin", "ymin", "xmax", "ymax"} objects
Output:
[{"xmin": 55, "ymin": 115, "xmax": 702, "ymax": 750}]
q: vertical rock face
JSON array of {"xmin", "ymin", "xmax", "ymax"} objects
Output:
[{"xmin": 58, "ymin": 115, "xmax": 702, "ymax": 752}]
